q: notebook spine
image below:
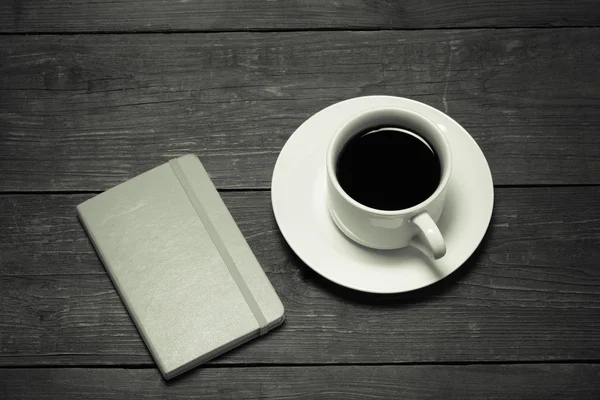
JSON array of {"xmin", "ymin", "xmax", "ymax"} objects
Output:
[{"xmin": 76, "ymin": 205, "xmax": 168, "ymax": 376}]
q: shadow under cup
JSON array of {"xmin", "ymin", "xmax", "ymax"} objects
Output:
[{"xmin": 325, "ymin": 107, "xmax": 452, "ymax": 256}]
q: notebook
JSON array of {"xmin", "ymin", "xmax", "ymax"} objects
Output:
[{"xmin": 77, "ymin": 154, "xmax": 285, "ymax": 379}]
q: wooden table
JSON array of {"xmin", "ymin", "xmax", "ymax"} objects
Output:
[{"xmin": 1, "ymin": 1, "xmax": 600, "ymax": 398}]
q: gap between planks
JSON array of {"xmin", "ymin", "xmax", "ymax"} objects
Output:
[
  {"xmin": 1, "ymin": 359, "xmax": 599, "ymax": 370},
  {"xmin": 1, "ymin": 26, "xmax": 600, "ymax": 36}
]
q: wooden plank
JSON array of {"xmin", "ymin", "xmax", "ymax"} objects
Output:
[
  {"xmin": 1, "ymin": 29, "xmax": 599, "ymax": 191},
  {"xmin": 1, "ymin": 365, "xmax": 599, "ymax": 399},
  {"xmin": 1, "ymin": 0, "xmax": 599, "ymax": 32},
  {"xmin": 0, "ymin": 188, "xmax": 599, "ymax": 366}
]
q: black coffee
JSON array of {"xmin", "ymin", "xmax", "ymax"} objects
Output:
[{"xmin": 336, "ymin": 127, "xmax": 441, "ymax": 211}]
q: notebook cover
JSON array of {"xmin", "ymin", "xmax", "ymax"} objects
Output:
[{"xmin": 76, "ymin": 154, "xmax": 285, "ymax": 379}]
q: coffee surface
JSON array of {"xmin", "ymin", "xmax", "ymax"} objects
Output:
[{"xmin": 336, "ymin": 127, "xmax": 441, "ymax": 211}]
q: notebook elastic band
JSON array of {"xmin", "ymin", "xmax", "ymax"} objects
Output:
[{"xmin": 169, "ymin": 159, "xmax": 269, "ymax": 335}]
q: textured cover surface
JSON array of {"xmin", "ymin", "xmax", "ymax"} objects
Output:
[{"xmin": 76, "ymin": 154, "xmax": 284, "ymax": 379}]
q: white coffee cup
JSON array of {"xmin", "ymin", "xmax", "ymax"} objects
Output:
[{"xmin": 326, "ymin": 107, "xmax": 452, "ymax": 259}]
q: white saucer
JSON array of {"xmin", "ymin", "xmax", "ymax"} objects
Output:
[{"xmin": 271, "ymin": 96, "xmax": 494, "ymax": 294}]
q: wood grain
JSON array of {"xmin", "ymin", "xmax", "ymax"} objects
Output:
[
  {"xmin": 1, "ymin": 0, "xmax": 599, "ymax": 32},
  {"xmin": 1, "ymin": 365, "xmax": 599, "ymax": 399},
  {"xmin": 1, "ymin": 29, "xmax": 599, "ymax": 191},
  {"xmin": 1, "ymin": 188, "xmax": 599, "ymax": 366}
]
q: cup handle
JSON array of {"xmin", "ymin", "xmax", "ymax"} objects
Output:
[{"xmin": 409, "ymin": 212, "xmax": 446, "ymax": 260}]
